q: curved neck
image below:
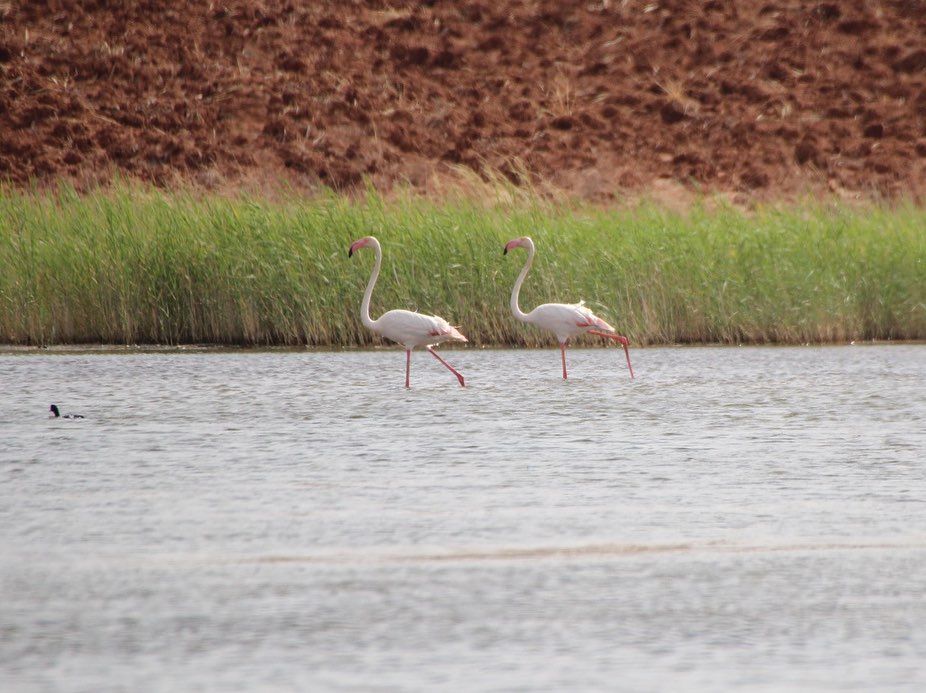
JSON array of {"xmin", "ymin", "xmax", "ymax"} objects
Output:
[
  {"xmin": 360, "ymin": 239, "xmax": 382, "ymax": 330},
  {"xmin": 510, "ymin": 242, "xmax": 535, "ymax": 322}
]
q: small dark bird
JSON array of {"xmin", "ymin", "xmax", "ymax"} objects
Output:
[{"xmin": 49, "ymin": 404, "xmax": 84, "ymax": 419}]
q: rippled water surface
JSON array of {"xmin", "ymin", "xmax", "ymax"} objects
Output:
[{"xmin": 2, "ymin": 344, "xmax": 926, "ymax": 692}]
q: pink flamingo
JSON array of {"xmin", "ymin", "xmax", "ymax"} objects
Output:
[
  {"xmin": 349, "ymin": 236, "xmax": 467, "ymax": 388},
  {"xmin": 504, "ymin": 236, "xmax": 634, "ymax": 380}
]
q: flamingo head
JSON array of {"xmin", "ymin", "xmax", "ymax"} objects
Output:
[
  {"xmin": 503, "ymin": 236, "xmax": 534, "ymax": 255},
  {"xmin": 349, "ymin": 236, "xmax": 377, "ymax": 258}
]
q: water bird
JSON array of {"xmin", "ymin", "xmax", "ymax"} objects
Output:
[
  {"xmin": 49, "ymin": 404, "xmax": 84, "ymax": 419},
  {"xmin": 503, "ymin": 236, "xmax": 634, "ymax": 380},
  {"xmin": 349, "ymin": 235, "xmax": 467, "ymax": 388}
]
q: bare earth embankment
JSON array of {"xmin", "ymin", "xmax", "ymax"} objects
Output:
[{"xmin": 2, "ymin": 1, "xmax": 926, "ymax": 202}]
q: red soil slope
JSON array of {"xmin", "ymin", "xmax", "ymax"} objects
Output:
[{"xmin": 2, "ymin": 1, "xmax": 925, "ymax": 201}]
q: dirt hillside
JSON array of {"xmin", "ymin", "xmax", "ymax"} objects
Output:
[{"xmin": 2, "ymin": 1, "xmax": 926, "ymax": 202}]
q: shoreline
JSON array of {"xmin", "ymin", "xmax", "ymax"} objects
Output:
[{"xmin": 3, "ymin": 340, "xmax": 924, "ymax": 356}]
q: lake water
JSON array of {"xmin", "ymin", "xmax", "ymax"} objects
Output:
[{"xmin": 2, "ymin": 344, "xmax": 925, "ymax": 692}]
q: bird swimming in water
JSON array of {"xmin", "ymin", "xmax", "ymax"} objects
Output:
[{"xmin": 49, "ymin": 404, "xmax": 84, "ymax": 419}]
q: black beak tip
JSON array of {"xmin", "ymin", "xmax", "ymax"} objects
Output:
[
  {"xmin": 348, "ymin": 249, "xmax": 353, "ymax": 258},
  {"xmin": 503, "ymin": 247, "xmax": 508, "ymax": 255}
]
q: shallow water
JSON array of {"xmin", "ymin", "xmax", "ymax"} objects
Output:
[{"xmin": 2, "ymin": 344, "xmax": 925, "ymax": 692}]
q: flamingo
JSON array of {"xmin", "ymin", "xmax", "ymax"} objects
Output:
[
  {"xmin": 349, "ymin": 236, "xmax": 467, "ymax": 388},
  {"xmin": 504, "ymin": 236, "xmax": 634, "ymax": 380}
]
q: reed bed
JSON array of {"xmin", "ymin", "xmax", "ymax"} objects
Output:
[{"xmin": 1, "ymin": 184, "xmax": 924, "ymax": 347}]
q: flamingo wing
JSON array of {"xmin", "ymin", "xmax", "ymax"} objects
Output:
[
  {"xmin": 527, "ymin": 302, "xmax": 615, "ymax": 341},
  {"xmin": 374, "ymin": 309, "xmax": 467, "ymax": 348},
  {"xmin": 573, "ymin": 302, "xmax": 615, "ymax": 333},
  {"xmin": 428, "ymin": 314, "xmax": 467, "ymax": 343}
]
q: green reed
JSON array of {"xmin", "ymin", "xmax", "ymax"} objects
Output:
[{"xmin": 1, "ymin": 184, "xmax": 924, "ymax": 346}]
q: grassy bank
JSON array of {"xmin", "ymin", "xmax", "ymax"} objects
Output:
[{"xmin": 1, "ymin": 184, "xmax": 924, "ymax": 347}]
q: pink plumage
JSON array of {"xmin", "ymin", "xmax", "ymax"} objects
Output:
[
  {"xmin": 369, "ymin": 309, "xmax": 466, "ymax": 350},
  {"xmin": 504, "ymin": 236, "xmax": 634, "ymax": 380},
  {"xmin": 349, "ymin": 236, "xmax": 466, "ymax": 388}
]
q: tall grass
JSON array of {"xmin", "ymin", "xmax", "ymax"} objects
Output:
[{"xmin": 1, "ymin": 184, "xmax": 924, "ymax": 346}]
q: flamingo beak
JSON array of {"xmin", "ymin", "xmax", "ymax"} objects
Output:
[{"xmin": 349, "ymin": 238, "xmax": 368, "ymax": 258}]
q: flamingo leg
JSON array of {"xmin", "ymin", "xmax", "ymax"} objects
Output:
[
  {"xmin": 427, "ymin": 347, "xmax": 465, "ymax": 387},
  {"xmin": 405, "ymin": 349, "xmax": 411, "ymax": 388},
  {"xmin": 560, "ymin": 342, "xmax": 568, "ymax": 380},
  {"xmin": 587, "ymin": 330, "xmax": 635, "ymax": 379}
]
